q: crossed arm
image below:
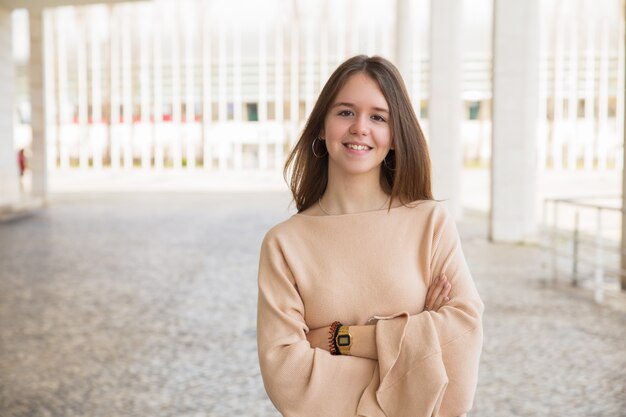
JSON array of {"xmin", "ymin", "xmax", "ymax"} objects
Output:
[{"xmin": 305, "ymin": 273, "xmax": 452, "ymax": 360}]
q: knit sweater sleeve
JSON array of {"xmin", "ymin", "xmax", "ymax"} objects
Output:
[
  {"xmin": 256, "ymin": 230, "xmax": 377, "ymax": 417},
  {"xmin": 356, "ymin": 205, "xmax": 484, "ymax": 417}
]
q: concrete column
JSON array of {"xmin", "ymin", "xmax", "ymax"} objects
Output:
[
  {"xmin": 0, "ymin": 6, "xmax": 20, "ymax": 206},
  {"xmin": 139, "ymin": 5, "xmax": 152, "ymax": 170},
  {"xmin": 598, "ymin": 18, "xmax": 609, "ymax": 171},
  {"xmin": 183, "ymin": 3, "xmax": 195, "ymax": 170},
  {"xmin": 621, "ymin": 0, "xmax": 626, "ymax": 291},
  {"xmin": 57, "ymin": 9, "xmax": 70, "ymax": 170},
  {"xmin": 77, "ymin": 18, "xmax": 88, "ymax": 170},
  {"xmin": 537, "ymin": 7, "xmax": 548, "ymax": 172},
  {"xmin": 233, "ymin": 22, "xmax": 242, "ymax": 169},
  {"xmin": 395, "ymin": 0, "xmax": 417, "ymax": 110},
  {"xmin": 90, "ymin": 7, "xmax": 103, "ymax": 170},
  {"xmin": 29, "ymin": 7, "xmax": 47, "ymax": 199},
  {"xmin": 121, "ymin": 7, "xmax": 133, "ymax": 169},
  {"xmin": 217, "ymin": 21, "xmax": 227, "ymax": 170},
  {"xmin": 201, "ymin": 1, "xmax": 212, "ymax": 170},
  {"xmin": 490, "ymin": 0, "xmax": 539, "ymax": 242},
  {"xmin": 44, "ymin": 9, "xmax": 56, "ymax": 172},
  {"xmin": 171, "ymin": 7, "xmax": 182, "ymax": 169},
  {"xmin": 110, "ymin": 5, "xmax": 121, "ymax": 170},
  {"xmin": 304, "ymin": 20, "xmax": 314, "ymax": 118},
  {"xmin": 566, "ymin": 17, "xmax": 578, "ymax": 172},
  {"xmin": 552, "ymin": 10, "xmax": 565, "ymax": 171},
  {"xmin": 583, "ymin": 14, "xmax": 596, "ymax": 171},
  {"xmin": 319, "ymin": 20, "xmax": 328, "ymax": 89},
  {"xmin": 349, "ymin": 9, "xmax": 358, "ymax": 55},
  {"xmin": 233, "ymin": 22, "xmax": 242, "ymax": 122},
  {"xmin": 153, "ymin": 4, "xmax": 163, "ymax": 170},
  {"xmin": 617, "ymin": 3, "xmax": 625, "ymax": 172},
  {"xmin": 289, "ymin": 20, "xmax": 299, "ymax": 148},
  {"xmin": 429, "ymin": 0, "xmax": 462, "ymax": 218},
  {"xmin": 335, "ymin": 16, "xmax": 345, "ymax": 65},
  {"xmin": 274, "ymin": 20, "xmax": 284, "ymax": 170},
  {"xmin": 258, "ymin": 20, "xmax": 268, "ymax": 170}
]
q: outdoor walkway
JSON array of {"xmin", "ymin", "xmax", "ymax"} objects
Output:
[{"xmin": 0, "ymin": 191, "xmax": 624, "ymax": 417}]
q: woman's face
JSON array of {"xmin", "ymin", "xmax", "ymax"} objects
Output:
[{"xmin": 321, "ymin": 72, "xmax": 394, "ymax": 178}]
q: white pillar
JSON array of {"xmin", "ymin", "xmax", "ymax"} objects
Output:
[
  {"xmin": 258, "ymin": 20, "xmax": 268, "ymax": 170},
  {"xmin": 153, "ymin": 4, "xmax": 163, "ymax": 170},
  {"xmin": 77, "ymin": 18, "xmax": 89, "ymax": 170},
  {"xmin": 218, "ymin": 21, "xmax": 227, "ymax": 170},
  {"xmin": 335, "ymin": 15, "xmax": 346, "ymax": 65},
  {"xmin": 171, "ymin": 8, "xmax": 182, "ymax": 169},
  {"xmin": 598, "ymin": 17, "xmax": 609, "ymax": 171},
  {"xmin": 57, "ymin": 9, "xmax": 70, "ymax": 170},
  {"xmin": 44, "ymin": 9, "xmax": 56, "ymax": 172},
  {"xmin": 537, "ymin": 6, "xmax": 548, "ymax": 172},
  {"xmin": 109, "ymin": 5, "xmax": 121, "ymax": 170},
  {"xmin": 121, "ymin": 6, "xmax": 133, "ymax": 170},
  {"xmin": 0, "ymin": 6, "xmax": 18, "ymax": 206},
  {"xmin": 218, "ymin": 21, "xmax": 226, "ymax": 123},
  {"xmin": 366, "ymin": 20, "xmax": 375, "ymax": 55},
  {"xmin": 139, "ymin": 5, "xmax": 151, "ymax": 170},
  {"xmin": 274, "ymin": 20, "xmax": 284, "ymax": 170},
  {"xmin": 202, "ymin": 0, "xmax": 212, "ymax": 170},
  {"xmin": 622, "ymin": 2, "xmax": 626, "ymax": 290},
  {"xmin": 29, "ymin": 7, "xmax": 47, "ymax": 200},
  {"xmin": 404, "ymin": 0, "xmax": 422, "ymax": 118},
  {"xmin": 552, "ymin": 10, "xmax": 565, "ymax": 171},
  {"xmin": 583, "ymin": 14, "xmax": 596, "ymax": 171},
  {"xmin": 429, "ymin": 0, "xmax": 463, "ymax": 218},
  {"xmin": 349, "ymin": 8, "xmax": 359, "ymax": 55},
  {"xmin": 617, "ymin": 3, "xmax": 625, "ymax": 171},
  {"xmin": 304, "ymin": 20, "xmax": 314, "ymax": 119},
  {"xmin": 566, "ymin": 17, "xmax": 579, "ymax": 172},
  {"xmin": 233, "ymin": 22, "xmax": 242, "ymax": 169},
  {"xmin": 490, "ymin": 0, "xmax": 539, "ymax": 242},
  {"xmin": 184, "ymin": 3, "xmax": 195, "ymax": 170},
  {"xmin": 289, "ymin": 21, "xmax": 299, "ymax": 148},
  {"xmin": 90, "ymin": 7, "xmax": 104, "ymax": 170},
  {"xmin": 319, "ymin": 20, "xmax": 328, "ymax": 89}
]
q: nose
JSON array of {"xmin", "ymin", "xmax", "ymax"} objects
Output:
[{"xmin": 349, "ymin": 115, "xmax": 370, "ymax": 136}]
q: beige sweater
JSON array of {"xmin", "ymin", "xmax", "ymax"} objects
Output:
[{"xmin": 256, "ymin": 200, "xmax": 484, "ymax": 417}]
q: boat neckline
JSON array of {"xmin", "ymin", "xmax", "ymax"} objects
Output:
[{"xmin": 294, "ymin": 203, "xmax": 413, "ymax": 218}]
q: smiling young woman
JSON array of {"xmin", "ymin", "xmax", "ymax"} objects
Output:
[{"xmin": 256, "ymin": 55, "xmax": 484, "ymax": 417}]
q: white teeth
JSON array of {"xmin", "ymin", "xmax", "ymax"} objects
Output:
[{"xmin": 346, "ymin": 143, "xmax": 369, "ymax": 151}]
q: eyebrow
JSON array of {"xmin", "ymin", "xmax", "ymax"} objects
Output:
[{"xmin": 332, "ymin": 102, "xmax": 389, "ymax": 114}]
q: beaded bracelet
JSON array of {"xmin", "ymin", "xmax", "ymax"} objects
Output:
[{"xmin": 328, "ymin": 321, "xmax": 342, "ymax": 355}]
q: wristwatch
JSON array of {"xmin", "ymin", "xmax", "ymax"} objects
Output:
[{"xmin": 335, "ymin": 326, "xmax": 352, "ymax": 355}]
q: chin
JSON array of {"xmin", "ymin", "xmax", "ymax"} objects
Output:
[{"xmin": 335, "ymin": 163, "xmax": 382, "ymax": 176}]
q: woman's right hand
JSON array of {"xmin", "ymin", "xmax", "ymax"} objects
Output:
[{"xmin": 424, "ymin": 273, "xmax": 451, "ymax": 312}]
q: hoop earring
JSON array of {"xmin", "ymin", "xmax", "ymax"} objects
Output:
[{"xmin": 312, "ymin": 137, "xmax": 327, "ymax": 158}]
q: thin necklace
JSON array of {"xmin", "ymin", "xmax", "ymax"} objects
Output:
[{"xmin": 318, "ymin": 195, "xmax": 391, "ymax": 216}]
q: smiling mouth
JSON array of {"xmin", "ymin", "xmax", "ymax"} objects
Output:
[{"xmin": 344, "ymin": 143, "xmax": 372, "ymax": 151}]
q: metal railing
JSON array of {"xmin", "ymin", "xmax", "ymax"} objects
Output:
[{"xmin": 542, "ymin": 196, "xmax": 625, "ymax": 303}]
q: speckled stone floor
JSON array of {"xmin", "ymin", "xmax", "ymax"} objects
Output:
[{"xmin": 0, "ymin": 192, "xmax": 624, "ymax": 417}]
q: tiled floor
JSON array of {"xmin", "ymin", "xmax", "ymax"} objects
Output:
[{"xmin": 0, "ymin": 191, "xmax": 624, "ymax": 417}]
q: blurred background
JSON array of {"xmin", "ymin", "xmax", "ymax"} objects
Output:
[{"xmin": 0, "ymin": 0, "xmax": 625, "ymax": 416}]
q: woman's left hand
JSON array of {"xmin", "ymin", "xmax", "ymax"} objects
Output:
[{"xmin": 305, "ymin": 326, "xmax": 331, "ymax": 351}]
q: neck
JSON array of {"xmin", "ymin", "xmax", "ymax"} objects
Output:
[{"xmin": 320, "ymin": 166, "xmax": 389, "ymax": 215}]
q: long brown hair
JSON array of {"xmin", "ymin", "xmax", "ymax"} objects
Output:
[{"xmin": 283, "ymin": 55, "xmax": 433, "ymax": 212}]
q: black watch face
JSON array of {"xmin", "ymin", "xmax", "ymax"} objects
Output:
[{"xmin": 337, "ymin": 334, "xmax": 351, "ymax": 346}]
